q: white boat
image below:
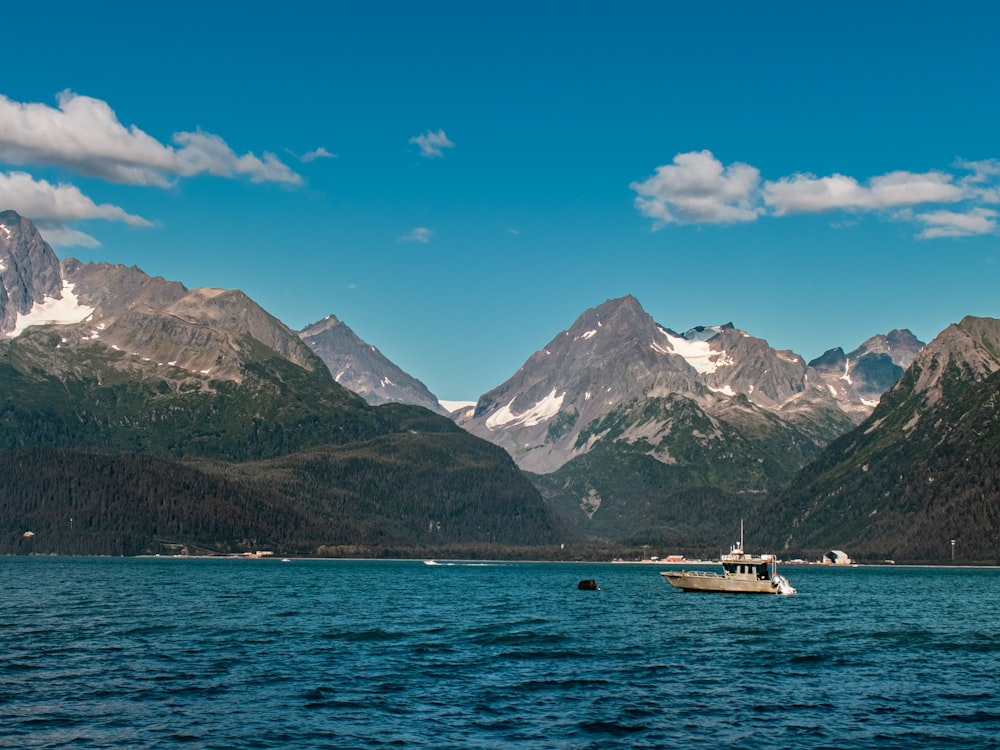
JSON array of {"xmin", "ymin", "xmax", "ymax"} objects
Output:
[{"xmin": 660, "ymin": 523, "xmax": 795, "ymax": 595}]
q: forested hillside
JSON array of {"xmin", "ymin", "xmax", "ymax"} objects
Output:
[
  {"xmin": 759, "ymin": 325, "xmax": 1000, "ymax": 563},
  {"xmin": 0, "ymin": 430, "xmax": 560, "ymax": 556}
]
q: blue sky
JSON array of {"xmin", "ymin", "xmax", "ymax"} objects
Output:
[{"xmin": 2, "ymin": 1, "xmax": 998, "ymax": 401}]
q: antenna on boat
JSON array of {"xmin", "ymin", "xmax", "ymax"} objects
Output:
[{"xmin": 740, "ymin": 518, "xmax": 744, "ymax": 551}]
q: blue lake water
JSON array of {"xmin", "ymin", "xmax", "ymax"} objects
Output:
[{"xmin": 2, "ymin": 557, "xmax": 998, "ymax": 749}]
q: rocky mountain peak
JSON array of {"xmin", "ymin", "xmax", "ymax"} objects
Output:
[
  {"xmin": 0, "ymin": 210, "xmax": 65, "ymax": 335},
  {"xmin": 907, "ymin": 316, "xmax": 1000, "ymax": 406},
  {"xmin": 851, "ymin": 328, "xmax": 924, "ymax": 369},
  {"xmin": 808, "ymin": 328, "xmax": 925, "ymax": 408},
  {"xmin": 1, "ymin": 212, "xmax": 320, "ymax": 386},
  {"xmin": 300, "ymin": 314, "xmax": 449, "ymax": 416},
  {"xmin": 300, "ymin": 315, "xmax": 343, "ymax": 338}
]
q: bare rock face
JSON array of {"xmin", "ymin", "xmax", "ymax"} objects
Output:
[
  {"xmin": 809, "ymin": 329, "xmax": 925, "ymax": 409},
  {"xmin": 1, "ymin": 211, "xmax": 318, "ymax": 386},
  {"xmin": 907, "ymin": 316, "xmax": 1000, "ymax": 408},
  {"xmin": 300, "ymin": 315, "xmax": 449, "ymax": 415},
  {"xmin": 0, "ymin": 210, "xmax": 64, "ymax": 334},
  {"xmin": 60, "ymin": 258, "xmax": 189, "ymax": 317}
]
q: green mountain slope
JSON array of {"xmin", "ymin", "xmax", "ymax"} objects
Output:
[
  {"xmin": 760, "ymin": 317, "xmax": 1000, "ymax": 562},
  {"xmin": 0, "ymin": 328, "xmax": 381, "ymax": 459},
  {"xmin": 528, "ymin": 393, "xmax": 838, "ymax": 547}
]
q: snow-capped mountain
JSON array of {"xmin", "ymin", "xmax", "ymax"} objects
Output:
[
  {"xmin": 300, "ymin": 315, "xmax": 450, "ymax": 416},
  {"xmin": 456, "ymin": 295, "xmax": 923, "ymax": 543},
  {"xmin": 1, "ymin": 210, "xmax": 320, "ymax": 385},
  {"xmin": 1, "ymin": 210, "xmax": 65, "ymax": 333},
  {"xmin": 461, "ymin": 295, "xmax": 900, "ymax": 475}
]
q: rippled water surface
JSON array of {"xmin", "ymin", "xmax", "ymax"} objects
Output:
[{"xmin": 2, "ymin": 557, "xmax": 999, "ymax": 749}]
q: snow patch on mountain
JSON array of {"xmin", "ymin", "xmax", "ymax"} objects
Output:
[
  {"xmin": 9, "ymin": 282, "xmax": 94, "ymax": 338},
  {"xmin": 440, "ymin": 399, "xmax": 476, "ymax": 413},
  {"xmin": 486, "ymin": 389, "xmax": 565, "ymax": 429},
  {"xmin": 709, "ymin": 384, "xmax": 736, "ymax": 396},
  {"xmin": 659, "ymin": 329, "xmax": 733, "ymax": 374}
]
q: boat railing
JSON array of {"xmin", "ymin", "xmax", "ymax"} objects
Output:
[{"xmin": 720, "ymin": 553, "xmax": 776, "ymax": 563}]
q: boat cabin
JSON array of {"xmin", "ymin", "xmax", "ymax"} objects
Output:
[
  {"xmin": 720, "ymin": 545, "xmax": 777, "ymax": 581},
  {"xmin": 722, "ymin": 558, "xmax": 773, "ymax": 580}
]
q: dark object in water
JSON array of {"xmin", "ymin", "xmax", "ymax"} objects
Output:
[{"xmin": 578, "ymin": 579, "xmax": 600, "ymax": 590}]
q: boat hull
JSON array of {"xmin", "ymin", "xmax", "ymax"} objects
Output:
[{"xmin": 661, "ymin": 571, "xmax": 793, "ymax": 595}]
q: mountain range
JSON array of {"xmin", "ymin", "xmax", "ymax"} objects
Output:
[
  {"xmin": 3, "ymin": 208, "xmax": 997, "ymax": 562},
  {"xmin": 761, "ymin": 315, "xmax": 1000, "ymax": 561},
  {"xmin": 451, "ymin": 296, "xmax": 922, "ymax": 547},
  {"xmin": 0, "ymin": 210, "xmax": 558, "ymax": 555}
]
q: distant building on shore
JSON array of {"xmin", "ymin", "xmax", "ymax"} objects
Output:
[{"xmin": 824, "ymin": 549, "xmax": 851, "ymax": 565}]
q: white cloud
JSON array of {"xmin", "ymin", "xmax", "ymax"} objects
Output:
[
  {"xmin": 400, "ymin": 226, "xmax": 432, "ymax": 244},
  {"xmin": 170, "ymin": 130, "xmax": 301, "ymax": 184},
  {"xmin": 630, "ymin": 150, "xmax": 761, "ymax": 226},
  {"xmin": 0, "ymin": 171, "xmax": 152, "ymax": 244},
  {"xmin": 632, "ymin": 150, "xmax": 1000, "ymax": 239},
  {"xmin": 409, "ymin": 129, "xmax": 454, "ymax": 158},
  {"xmin": 0, "ymin": 91, "xmax": 302, "ymax": 186},
  {"xmin": 764, "ymin": 170, "xmax": 966, "ymax": 215},
  {"xmin": 915, "ymin": 207, "xmax": 998, "ymax": 239}
]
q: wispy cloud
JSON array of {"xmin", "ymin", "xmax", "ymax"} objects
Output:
[
  {"xmin": 956, "ymin": 158, "xmax": 1000, "ymax": 203},
  {"xmin": 31, "ymin": 224, "xmax": 104, "ymax": 248},
  {"xmin": 400, "ymin": 226, "xmax": 433, "ymax": 244},
  {"xmin": 299, "ymin": 147, "xmax": 336, "ymax": 163},
  {"xmin": 632, "ymin": 150, "xmax": 1000, "ymax": 239},
  {"xmin": 914, "ymin": 207, "xmax": 998, "ymax": 239},
  {"xmin": 409, "ymin": 129, "xmax": 454, "ymax": 159}
]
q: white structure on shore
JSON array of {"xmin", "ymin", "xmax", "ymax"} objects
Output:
[{"xmin": 824, "ymin": 549, "xmax": 851, "ymax": 565}]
